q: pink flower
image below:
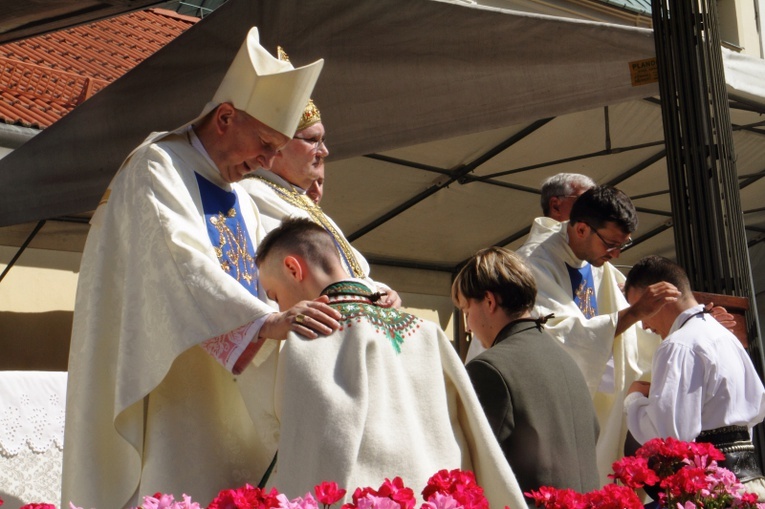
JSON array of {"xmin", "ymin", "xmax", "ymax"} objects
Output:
[
  {"xmin": 354, "ymin": 494, "xmax": 402, "ymax": 509},
  {"xmin": 419, "ymin": 493, "xmax": 461, "ymax": 509},
  {"xmin": 315, "ymin": 482, "xmax": 348, "ymax": 506},
  {"xmin": 276, "ymin": 493, "xmax": 319, "ymax": 509},
  {"xmin": 18, "ymin": 505, "xmax": 55, "ymax": 509},
  {"xmin": 141, "ymin": 493, "xmax": 201, "ymax": 509}
]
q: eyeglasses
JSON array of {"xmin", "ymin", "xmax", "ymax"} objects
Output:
[
  {"xmin": 584, "ymin": 223, "xmax": 633, "ymax": 252},
  {"xmin": 293, "ymin": 135, "xmax": 327, "ymax": 150}
]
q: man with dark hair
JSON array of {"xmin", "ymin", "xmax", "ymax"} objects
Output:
[
  {"xmin": 624, "ymin": 255, "xmax": 765, "ymax": 499},
  {"xmin": 453, "ymin": 247, "xmax": 600, "ymax": 506},
  {"xmin": 520, "ymin": 185, "xmax": 677, "ymax": 483},
  {"xmin": 255, "ymin": 218, "xmax": 527, "ymax": 509},
  {"xmin": 467, "ymin": 173, "xmax": 595, "ymax": 362}
]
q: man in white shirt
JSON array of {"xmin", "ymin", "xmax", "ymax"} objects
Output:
[{"xmin": 624, "ymin": 255, "xmax": 765, "ymax": 499}]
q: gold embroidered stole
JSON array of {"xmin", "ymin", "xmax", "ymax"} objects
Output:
[{"xmin": 254, "ymin": 176, "xmax": 365, "ymax": 278}]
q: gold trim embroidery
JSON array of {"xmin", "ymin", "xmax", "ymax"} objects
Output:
[
  {"xmin": 255, "ymin": 176, "xmax": 364, "ymax": 278},
  {"xmin": 209, "ymin": 208, "xmax": 256, "ymax": 284}
]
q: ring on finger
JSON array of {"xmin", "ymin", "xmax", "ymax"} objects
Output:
[{"xmin": 295, "ymin": 313, "xmax": 306, "ymax": 324}]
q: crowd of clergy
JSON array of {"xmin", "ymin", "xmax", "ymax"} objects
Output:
[{"xmin": 59, "ymin": 26, "xmax": 765, "ymax": 509}]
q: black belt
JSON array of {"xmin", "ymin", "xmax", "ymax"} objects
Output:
[{"xmin": 696, "ymin": 426, "xmax": 764, "ymax": 483}]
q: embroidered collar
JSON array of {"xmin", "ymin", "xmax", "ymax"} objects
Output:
[
  {"xmin": 321, "ymin": 280, "xmax": 387, "ymax": 304},
  {"xmin": 321, "ymin": 279, "xmax": 418, "ymax": 354}
]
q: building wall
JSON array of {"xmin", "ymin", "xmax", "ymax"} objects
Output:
[
  {"xmin": 718, "ymin": 0, "xmax": 764, "ymax": 57},
  {"xmin": 0, "ymin": 246, "xmax": 79, "ymax": 370}
]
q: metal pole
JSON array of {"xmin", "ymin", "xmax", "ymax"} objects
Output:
[{"xmin": 652, "ymin": 0, "xmax": 765, "ymax": 466}]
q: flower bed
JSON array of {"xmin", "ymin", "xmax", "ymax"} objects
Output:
[{"xmin": 4, "ymin": 440, "xmax": 763, "ymax": 509}]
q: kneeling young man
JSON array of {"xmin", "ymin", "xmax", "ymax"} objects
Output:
[
  {"xmin": 624, "ymin": 255, "xmax": 765, "ymax": 499},
  {"xmin": 454, "ymin": 247, "xmax": 601, "ymax": 506},
  {"xmin": 255, "ymin": 218, "xmax": 526, "ymax": 508}
]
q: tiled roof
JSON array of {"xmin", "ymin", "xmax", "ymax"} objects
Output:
[{"xmin": 0, "ymin": 8, "xmax": 197, "ymax": 129}]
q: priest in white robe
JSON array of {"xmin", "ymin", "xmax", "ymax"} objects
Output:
[
  {"xmin": 239, "ymin": 97, "xmax": 401, "ymax": 308},
  {"xmin": 62, "ymin": 29, "xmax": 339, "ymax": 509},
  {"xmin": 465, "ymin": 172, "xmax": 594, "ymax": 363},
  {"xmin": 255, "ymin": 218, "xmax": 528, "ymax": 509},
  {"xmin": 519, "ymin": 186, "xmax": 671, "ymax": 485}
]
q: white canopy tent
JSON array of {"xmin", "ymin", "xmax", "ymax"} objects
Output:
[{"xmin": 0, "ymin": 0, "xmax": 764, "ymax": 319}]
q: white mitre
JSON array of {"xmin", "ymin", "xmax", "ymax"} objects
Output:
[{"xmin": 195, "ymin": 27, "xmax": 324, "ymax": 137}]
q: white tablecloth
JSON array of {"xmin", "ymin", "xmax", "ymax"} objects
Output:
[{"xmin": 0, "ymin": 370, "xmax": 67, "ymax": 509}]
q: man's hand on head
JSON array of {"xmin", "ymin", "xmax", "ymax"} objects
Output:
[
  {"xmin": 617, "ymin": 281, "xmax": 680, "ymax": 336},
  {"xmin": 631, "ymin": 282, "xmax": 681, "ymax": 320},
  {"xmin": 260, "ymin": 295, "xmax": 342, "ymax": 340}
]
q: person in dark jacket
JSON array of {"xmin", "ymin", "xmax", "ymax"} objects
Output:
[{"xmin": 452, "ymin": 246, "xmax": 601, "ymax": 506}]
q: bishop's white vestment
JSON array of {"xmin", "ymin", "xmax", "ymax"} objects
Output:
[
  {"xmin": 239, "ymin": 170, "xmax": 378, "ymax": 286},
  {"xmin": 62, "ymin": 129, "xmax": 282, "ymax": 509},
  {"xmin": 519, "ymin": 226, "xmax": 659, "ymax": 485},
  {"xmin": 270, "ymin": 281, "xmax": 527, "ymax": 509}
]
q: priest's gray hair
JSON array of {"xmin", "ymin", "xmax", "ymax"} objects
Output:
[{"xmin": 540, "ymin": 173, "xmax": 596, "ymax": 216}]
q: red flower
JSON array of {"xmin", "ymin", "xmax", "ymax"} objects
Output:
[
  {"xmin": 660, "ymin": 466, "xmax": 709, "ymax": 498},
  {"xmin": 525, "ymin": 486, "xmax": 585, "ymax": 509},
  {"xmin": 377, "ymin": 477, "xmax": 415, "ymax": 509},
  {"xmin": 422, "ymin": 469, "xmax": 487, "ymax": 509},
  {"xmin": 19, "ymin": 505, "xmax": 56, "ymax": 509},
  {"xmin": 315, "ymin": 481, "xmax": 347, "ymax": 506},
  {"xmin": 582, "ymin": 484, "xmax": 642, "ymax": 509},
  {"xmin": 207, "ymin": 484, "xmax": 281, "ymax": 509},
  {"xmin": 609, "ymin": 456, "xmax": 660, "ymax": 488}
]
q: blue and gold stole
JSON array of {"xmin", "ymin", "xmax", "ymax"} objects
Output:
[
  {"xmin": 196, "ymin": 173, "xmax": 258, "ymax": 297},
  {"xmin": 566, "ymin": 263, "xmax": 598, "ymax": 318}
]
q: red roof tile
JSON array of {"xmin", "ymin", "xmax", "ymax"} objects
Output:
[{"xmin": 0, "ymin": 8, "xmax": 197, "ymax": 129}]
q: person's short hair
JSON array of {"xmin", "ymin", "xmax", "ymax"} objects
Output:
[
  {"xmin": 451, "ymin": 247, "xmax": 536, "ymax": 315},
  {"xmin": 256, "ymin": 217, "xmax": 340, "ymax": 274},
  {"xmin": 540, "ymin": 173, "xmax": 596, "ymax": 216},
  {"xmin": 624, "ymin": 255, "xmax": 692, "ymax": 296},
  {"xmin": 569, "ymin": 185, "xmax": 638, "ymax": 234}
]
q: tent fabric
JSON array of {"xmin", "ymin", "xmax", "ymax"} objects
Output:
[
  {"xmin": 0, "ymin": 0, "xmax": 763, "ymax": 307},
  {"xmin": 0, "ymin": 0, "xmax": 663, "ymax": 227}
]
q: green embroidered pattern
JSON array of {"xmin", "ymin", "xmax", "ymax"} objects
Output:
[{"xmin": 323, "ymin": 281, "xmax": 420, "ymax": 353}]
